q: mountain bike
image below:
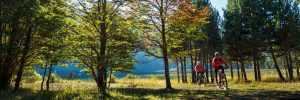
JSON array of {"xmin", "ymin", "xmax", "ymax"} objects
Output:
[
  {"xmin": 196, "ymin": 72, "xmax": 206, "ymax": 86},
  {"xmin": 217, "ymin": 66, "xmax": 228, "ymax": 90}
]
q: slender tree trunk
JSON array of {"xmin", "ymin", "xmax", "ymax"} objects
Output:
[
  {"xmin": 287, "ymin": 51, "xmax": 294, "ymax": 81},
  {"xmin": 191, "ymin": 55, "xmax": 196, "ymax": 83},
  {"xmin": 253, "ymin": 56, "xmax": 258, "ymax": 81},
  {"xmin": 175, "ymin": 58, "xmax": 180, "ymax": 83},
  {"xmin": 180, "ymin": 57, "xmax": 185, "ymax": 83},
  {"xmin": 41, "ymin": 61, "xmax": 48, "ymax": 90},
  {"xmin": 205, "ymin": 55, "xmax": 209, "ymax": 83},
  {"xmin": 0, "ymin": 76, "xmax": 10, "ymax": 90},
  {"xmin": 294, "ymin": 56, "xmax": 300, "ymax": 78},
  {"xmin": 107, "ymin": 67, "xmax": 113, "ymax": 89},
  {"xmin": 257, "ymin": 59, "xmax": 261, "ymax": 81},
  {"xmin": 210, "ymin": 56, "xmax": 214, "ymax": 83},
  {"xmin": 230, "ymin": 61, "xmax": 234, "ymax": 80},
  {"xmin": 160, "ymin": 0, "xmax": 171, "ymax": 89},
  {"xmin": 241, "ymin": 57, "xmax": 247, "ymax": 81},
  {"xmin": 236, "ymin": 60, "xmax": 240, "ymax": 81},
  {"xmin": 46, "ymin": 64, "xmax": 53, "ymax": 91},
  {"xmin": 14, "ymin": 25, "xmax": 33, "ymax": 91},
  {"xmin": 269, "ymin": 42, "xmax": 285, "ymax": 81},
  {"xmin": 284, "ymin": 58, "xmax": 289, "ymax": 79},
  {"xmin": 183, "ymin": 57, "xmax": 187, "ymax": 83}
]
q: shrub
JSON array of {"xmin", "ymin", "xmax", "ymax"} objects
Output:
[
  {"xmin": 125, "ymin": 74, "xmax": 140, "ymax": 79},
  {"xmin": 108, "ymin": 75, "xmax": 117, "ymax": 83},
  {"xmin": 50, "ymin": 74, "xmax": 62, "ymax": 83},
  {"xmin": 24, "ymin": 73, "xmax": 41, "ymax": 83}
]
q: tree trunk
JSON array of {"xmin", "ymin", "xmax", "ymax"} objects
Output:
[
  {"xmin": 183, "ymin": 57, "xmax": 187, "ymax": 83},
  {"xmin": 253, "ymin": 56, "xmax": 258, "ymax": 81},
  {"xmin": 284, "ymin": 58, "xmax": 289, "ymax": 79},
  {"xmin": 14, "ymin": 25, "xmax": 33, "ymax": 91},
  {"xmin": 0, "ymin": 76, "xmax": 10, "ymax": 90},
  {"xmin": 257, "ymin": 59, "xmax": 261, "ymax": 81},
  {"xmin": 287, "ymin": 51, "xmax": 294, "ymax": 81},
  {"xmin": 175, "ymin": 58, "xmax": 180, "ymax": 83},
  {"xmin": 241, "ymin": 57, "xmax": 247, "ymax": 81},
  {"xmin": 160, "ymin": 0, "xmax": 171, "ymax": 89},
  {"xmin": 191, "ymin": 55, "xmax": 196, "ymax": 83},
  {"xmin": 230, "ymin": 61, "xmax": 234, "ymax": 80},
  {"xmin": 41, "ymin": 61, "xmax": 48, "ymax": 90},
  {"xmin": 236, "ymin": 60, "xmax": 240, "ymax": 81},
  {"xmin": 269, "ymin": 42, "xmax": 285, "ymax": 81},
  {"xmin": 107, "ymin": 67, "xmax": 113, "ymax": 89},
  {"xmin": 205, "ymin": 55, "xmax": 209, "ymax": 83},
  {"xmin": 46, "ymin": 64, "xmax": 53, "ymax": 91},
  {"xmin": 210, "ymin": 56, "xmax": 214, "ymax": 83},
  {"xmin": 294, "ymin": 56, "xmax": 300, "ymax": 78},
  {"xmin": 180, "ymin": 57, "xmax": 184, "ymax": 83}
]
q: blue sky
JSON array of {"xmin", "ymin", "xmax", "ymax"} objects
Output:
[{"xmin": 210, "ymin": 0, "xmax": 227, "ymax": 18}]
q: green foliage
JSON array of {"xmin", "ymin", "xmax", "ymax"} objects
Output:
[
  {"xmin": 24, "ymin": 74, "xmax": 41, "ymax": 83},
  {"xmin": 50, "ymin": 74, "xmax": 62, "ymax": 83},
  {"xmin": 125, "ymin": 74, "xmax": 140, "ymax": 79}
]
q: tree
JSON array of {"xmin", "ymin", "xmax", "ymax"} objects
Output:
[
  {"xmin": 130, "ymin": 0, "xmax": 179, "ymax": 89},
  {"xmin": 168, "ymin": 0, "xmax": 210, "ymax": 83},
  {"xmin": 68, "ymin": 0, "xmax": 136, "ymax": 97},
  {"xmin": 13, "ymin": 0, "xmax": 70, "ymax": 91}
]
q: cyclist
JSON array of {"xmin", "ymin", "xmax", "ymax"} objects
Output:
[
  {"xmin": 194, "ymin": 61, "xmax": 205, "ymax": 85},
  {"xmin": 212, "ymin": 52, "xmax": 229, "ymax": 87}
]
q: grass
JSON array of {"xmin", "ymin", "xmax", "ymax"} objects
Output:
[{"xmin": 1, "ymin": 69, "xmax": 300, "ymax": 99}]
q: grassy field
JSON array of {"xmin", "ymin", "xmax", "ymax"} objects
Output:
[{"xmin": 1, "ymin": 69, "xmax": 300, "ymax": 99}]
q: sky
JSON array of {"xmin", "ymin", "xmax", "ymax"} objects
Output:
[{"xmin": 210, "ymin": 0, "xmax": 228, "ymax": 18}]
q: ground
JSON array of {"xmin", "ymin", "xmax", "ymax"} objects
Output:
[{"xmin": 1, "ymin": 69, "xmax": 300, "ymax": 99}]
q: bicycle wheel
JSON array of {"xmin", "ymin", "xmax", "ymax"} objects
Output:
[{"xmin": 219, "ymin": 73, "xmax": 228, "ymax": 90}]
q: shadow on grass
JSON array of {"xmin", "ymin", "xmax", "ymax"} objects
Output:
[
  {"xmin": 110, "ymin": 88, "xmax": 300, "ymax": 99},
  {"xmin": 1, "ymin": 87, "xmax": 300, "ymax": 99},
  {"xmin": 0, "ymin": 88, "xmax": 100, "ymax": 100}
]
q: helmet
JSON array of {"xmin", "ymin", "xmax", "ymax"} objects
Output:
[
  {"xmin": 215, "ymin": 52, "xmax": 220, "ymax": 56},
  {"xmin": 196, "ymin": 61, "xmax": 200, "ymax": 64}
]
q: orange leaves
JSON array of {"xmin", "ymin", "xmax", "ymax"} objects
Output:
[{"xmin": 169, "ymin": 0, "xmax": 210, "ymax": 29}]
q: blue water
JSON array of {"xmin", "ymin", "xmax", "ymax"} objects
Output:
[{"xmin": 35, "ymin": 52, "xmax": 181, "ymax": 79}]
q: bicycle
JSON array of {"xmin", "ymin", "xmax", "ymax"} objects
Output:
[
  {"xmin": 196, "ymin": 72, "xmax": 206, "ymax": 86},
  {"xmin": 217, "ymin": 66, "xmax": 228, "ymax": 90}
]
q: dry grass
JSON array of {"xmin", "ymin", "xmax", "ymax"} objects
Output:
[{"xmin": 2, "ymin": 69, "xmax": 300, "ymax": 99}]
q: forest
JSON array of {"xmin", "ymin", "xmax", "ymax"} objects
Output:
[{"xmin": 1, "ymin": 0, "xmax": 300, "ymax": 99}]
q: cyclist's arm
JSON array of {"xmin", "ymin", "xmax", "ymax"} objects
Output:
[
  {"xmin": 212, "ymin": 57, "xmax": 216, "ymax": 65},
  {"xmin": 221, "ymin": 57, "xmax": 229, "ymax": 66}
]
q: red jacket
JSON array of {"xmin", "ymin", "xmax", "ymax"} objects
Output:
[
  {"xmin": 195, "ymin": 65, "xmax": 205, "ymax": 72},
  {"xmin": 212, "ymin": 57, "xmax": 226, "ymax": 68}
]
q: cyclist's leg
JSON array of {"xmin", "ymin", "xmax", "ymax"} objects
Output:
[
  {"xmin": 215, "ymin": 68, "xmax": 218, "ymax": 85},
  {"xmin": 221, "ymin": 66, "xmax": 225, "ymax": 73}
]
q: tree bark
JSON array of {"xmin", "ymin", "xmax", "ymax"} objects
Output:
[
  {"xmin": 180, "ymin": 57, "xmax": 184, "ymax": 83},
  {"xmin": 160, "ymin": 0, "xmax": 172, "ymax": 89},
  {"xmin": 257, "ymin": 59, "xmax": 261, "ymax": 81},
  {"xmin": 175, "ymin": 58, "xmax": 180, "ymax": 83},
  {"xmin": 294, "ymin": 56, "xmax": 300, "ymax": 78},
  {"xmin": 46, "ymin": 64, "xmax": 53, "ymax": 91},
  {"xmin": 284, "ymin": 58, "xmax": 289, "ymax": 79},
  {"xmin": 14, "ymin": 25, "xmax": 33, "ymax": 91},
  {"xmin": 41, "ymin": 61, "xmax": 48, "ymax": 90},
  {"xmin": 287, "ymin": 51, "xmax": 294, "ymax": 81},
  {"xmin": 107, "ymin": 67, "xmax": 113, "ymax": 89},
  {"xmin": 230, "ymin": 61, "xmax": 234, "ymax": 80},
  {"xmin": 183, "ymin": 57, "xmax": 188, "ymax": 83},
  {"xmin": 210, "ymin": 56, "xmax": 214, "ymax": 83},
  {"xmin": 269, "ymin": 42, "xmax": 285, "ymax": 81},
  {"xmin": 191, "ymin": 55, "xmax": 196, "ymax": 83},
  {"xmin": 241, "ymin": 57, "xmax": 247, "ymax": 81},
  {"xmin": 205, "ymin": 55, "xmax": 209, "ymax": 83},
  {"xmin": 236, "ymin": 60, "xmax": 240, "ymax": 81},
  {"xmin": 253, "ymin": 56, "xmax": 258, "ymax": 81}
]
